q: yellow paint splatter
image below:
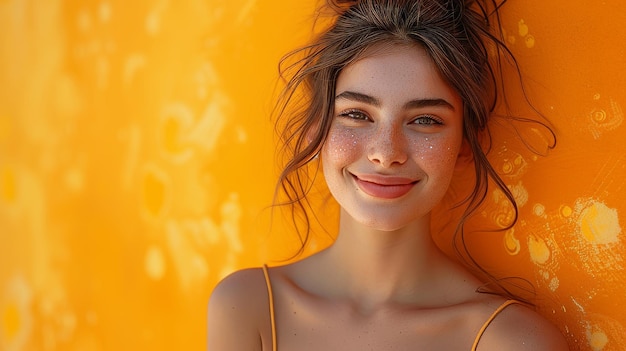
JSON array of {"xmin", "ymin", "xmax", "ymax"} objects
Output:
[
  {"xmin": 99, "ymin": 2, "xmax": 112, "ymax": 23},
  {"xmin": 591, "ymin": 108, "xmax": 607, "ymax": 122},
  {"xmin": 509, "ymin": 182, "xmax": 528, "ymax": 207},
  {"xmin": 141, "ymin": 166, "xmax": 169, "ymax": 219},
  {"xmin": 497, "ymin": 150, "xmax": 528, "ymax": 178},
  {"xmin": 533, "ymin": 203, "xmax": 546, "ymax": 217},
  {"xmin": 236, "ymin": 0, "xmax": 257, "ymax": 24},
  {"xmin": 528, "ymin": 234, "xmax": 550, "ymax": 265},
  {"xmin": 64, "ymin": 168, "xmax": 85, "ymax": 193},
  {"xmin": 123, "ymin": 53, "xmax": 146, "ymax": 88},
  {"xmin": 494, "ymin": 209, "xmax": 515, "ymax": 228},
  {"xmin": 579, "ymin": 201, "xmax": 621, "ymax": 245},
  {"xmin": 501, "ymin": 161, "xmax": 513, "ymax": 174},
  {"xmin": 221, "ymin": 193, "xmax": 243, "ymax": 253},
  {"xmin": 506, "ymin": 35, "xmax": 516, "ymax": 45},
  {"xmin": 524, "ymin": 35, "xmax": 535, "ymax": 48},
  {"xmin": 145, "ymin": 12, "xmax": 160, "ymax": 35},
  {"xmin": 158, "ymin": 95, "xmax": 227, "ymax": 162},
  {"xmin": 145, "ymin": 0, "xmax": 168, "ymax": 36},
  {"xmin": 588, "ymin": 97, "xmax": 624, "ymax": 139},
  {"xmin": 53, "ymin": 74, "xmax": 83, "ymax": 119},
  {"xmin": 236, "ymin": 126, "xmax": 248, "ymax": 143},
  {"xmin": 560, "ymin": 205, "xmax": 573, "ymax": 218},
  {"xmin": 165, "ymin": 220, "xmax": 210, "ymax": 291},
  {"xmin": 609, "ymin": 99, "xmax": 624, "ymax": 125},
  {"xmin": 163, "ymin": 113, "xmax": 186, "ymax": 154},
  {"xmin": 159, "ymin": 103, "xmax": 194, "ymax": 162},
  {"xmin": 77, "ymin": 8, "xmax": 92, "ymax": 32},
  {"xmin": 195, "ymin": 61, "xmax": 219, "ymax": 100},
  {"xmin": 186, "ymin": 93, "xmax": 228, "ymax": 153},
  {"xmin": 588, "ymin": 329, "xmax": 609, "ymax": 351},
  {"xmin": 504, "ymin": 229, "xmax": 520, "ymax": 255},
  {"xmin": 145, "ymin": 246, "xmax": 166, "ymax": 281},
  {"xmin": 0, "ymin": 276, "xmax": 32, "ymax": 349},
  {"xmin": 491, "ymin": 189, "xmax": 517, "ymax": 228},
  {"xmin": 549, "ymin": 277, "xmax": 559, "ymax": 291},
  {"xmin": 518, "ymin": 19, "xmax": 529, "ymax": 36},
  {"xmin": 517, "ymin": 19, "xmax": 535, "ymax": 48}
]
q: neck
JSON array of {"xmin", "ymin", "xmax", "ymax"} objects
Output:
[{"xmin": 319, "ymin": 209, "xmax": 449, "ymax": 308}]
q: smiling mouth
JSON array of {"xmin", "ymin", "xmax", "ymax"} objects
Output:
[{"xmin": 352, "ymin": 174, "xmax": 417, "ymax": 199}]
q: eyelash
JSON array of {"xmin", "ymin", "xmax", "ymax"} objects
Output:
[
  {"xmin": 338, "ymin": 109, "xmax": 370, "ymax": 121},
  {"xmin": 337, "ymin": 109, "xmax": 443, "ymax": 126},
  {"xmin": 412, "ymin": 115, "xmax": 443, "ymax": 125}
]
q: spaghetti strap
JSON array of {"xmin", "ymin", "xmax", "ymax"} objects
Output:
[
  {"xmin": 471, "ymin": 300, "xmax": 523, "ymax": 351},
  {"xmin": 262, "ymin": 265, "xmax": 277, "ymax": 351}
]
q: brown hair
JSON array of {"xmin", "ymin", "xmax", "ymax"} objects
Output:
[{"xmin": 273, "ymin": 0, "xmax": 554, "ymax": 298}]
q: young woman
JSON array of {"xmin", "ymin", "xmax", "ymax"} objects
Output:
[{"xmin": 208, "ymin": 0, "xmax": 569, "ymax": 350}]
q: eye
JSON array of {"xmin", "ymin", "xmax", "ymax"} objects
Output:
[
  {"xmin": 411, "ymin": 115, "xmax": 443, "ymax": 126},
  {"xmin": 338, "ymin": 109, "xmax": 370, "ymax": 121}
]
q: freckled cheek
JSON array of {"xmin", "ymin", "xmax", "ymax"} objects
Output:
[
  {"xmin": 409, "ymin": 136, "xmax": 460, "ymax": 169},
  {"xmin": 321, "ymin": 126, "xmax": 362, "ymax": 164}
]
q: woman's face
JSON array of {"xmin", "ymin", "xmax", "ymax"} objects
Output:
[{"xmin": 321, "ymin": 43, "xmax": 465, "ymax": 231}]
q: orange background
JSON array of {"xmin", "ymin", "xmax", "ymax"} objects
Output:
[{"xmin": 0, "ymin": 1, "xmax": 624, "ymax": 350}]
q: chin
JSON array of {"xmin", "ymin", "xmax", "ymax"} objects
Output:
[
  {"xmin": 338, "ymin": 199, "xmax": 433, "ymax": 233},
  {"xmin": 351, "ymin": 212, "xmax": 424, "ymax": 232}
]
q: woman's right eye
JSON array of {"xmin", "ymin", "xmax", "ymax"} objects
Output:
[{"xmin": 338, "ymin": 109, "xmax": 370, "ymax": 121}]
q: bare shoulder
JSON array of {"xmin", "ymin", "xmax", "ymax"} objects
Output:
[
  {"xmin": 209, "ymin": 267, "xmax": 268, "ymax": 310},
  {"xmin": 477, "ymin": 300, "xmax": 569, "ymax": 351},
  {"xmin": 207, "ymin": 268, "xmax": 269, "ymax": 351}
]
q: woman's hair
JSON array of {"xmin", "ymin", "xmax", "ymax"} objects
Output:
[{"xmin": 273, "ymin": 0, "xmax": 554, "ymax": 298}]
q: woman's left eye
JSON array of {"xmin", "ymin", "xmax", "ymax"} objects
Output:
[{"xmin": 412, "ymin": 115, "xmax": 442, "ymax": 125}]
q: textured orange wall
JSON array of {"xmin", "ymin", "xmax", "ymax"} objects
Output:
[
  {"xmin": 471, "ymin": 2, "xmax": 626, "ymax": 349},
  {"xmin": 0, "ymin": 1, "xmax": 624, "ymax": 351}
]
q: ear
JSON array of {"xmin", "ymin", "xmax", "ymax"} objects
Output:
[{"xmin": 455, "ymin": 138, "xmax": 473, "ymax": 171}]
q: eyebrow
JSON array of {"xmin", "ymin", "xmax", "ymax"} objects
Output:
[{"xmin": 335, "ymin": 91, "xmax": 456, "ymax": 111}]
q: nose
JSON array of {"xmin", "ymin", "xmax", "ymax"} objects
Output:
[{"xmin": 367, "ymin": 123, "xmax": 408, "ymax": 167}]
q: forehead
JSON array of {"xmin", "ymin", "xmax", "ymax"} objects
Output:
[{"xmin": 336, "ymin": 43, "xmax": 461, "ymax": 107}]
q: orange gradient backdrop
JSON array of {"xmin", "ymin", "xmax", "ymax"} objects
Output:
[{"xmin": 0, "ymin": 1, "xmax": 624, "ymax": 350}]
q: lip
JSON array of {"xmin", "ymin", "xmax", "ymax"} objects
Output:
[{"xmin": 351, "ymin": 173, "xmax": 417, "ymax": 199}]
